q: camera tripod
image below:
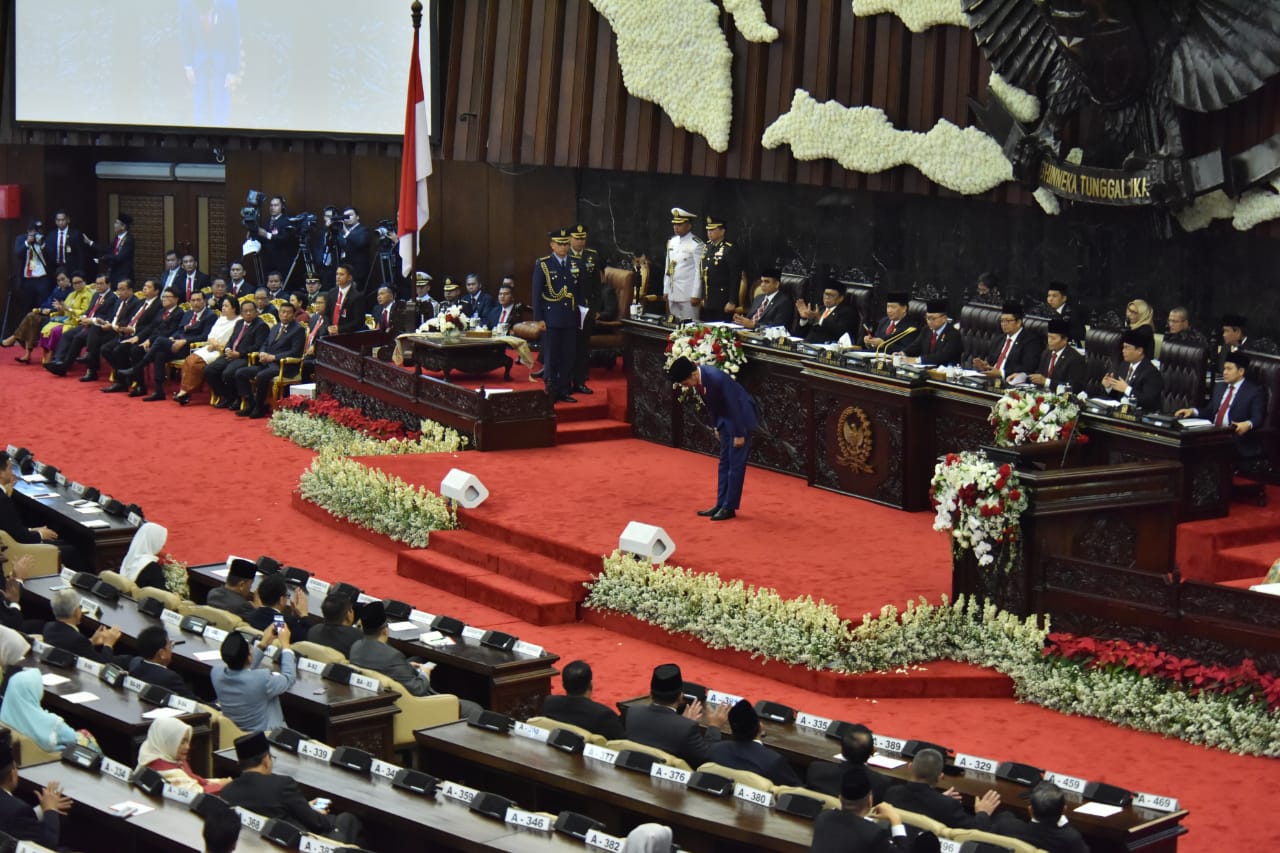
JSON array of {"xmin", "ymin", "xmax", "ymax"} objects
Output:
[{"xmin": 286, "ymin": 233, "xmax": 319, "ymax": 291}]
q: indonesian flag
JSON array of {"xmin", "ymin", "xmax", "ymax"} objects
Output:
[{"xmin": 397, "ymin": 23, "xmax": 431, "ymax": 278}]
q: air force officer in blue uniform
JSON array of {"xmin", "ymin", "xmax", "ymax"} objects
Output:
[
  {"xmin": 533, "ymin": 228, "xmax": 582, "ymax": 402},
  {"xmin": 667, "ymin": 355, "xmax": 758, "ymax": 521}
]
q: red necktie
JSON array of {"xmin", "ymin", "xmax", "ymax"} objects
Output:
[
  {"xmin": 307, "ymin": 322, "xmax": 322, "ymax": 348},
  {"xmin": 1048, "ymin": 351, "xmax": 1058, "ymax": 378},
  {"xmin": 187, "ymin": 274, "xmax": 195, "ymax": 299},
  {"xmin": 930, "ymin": 331, "xmax": 938, "ymax": 353},
  {"xmin": 128, "ymin": 301, "xmax": 149, "ymax": 327},
  {"xmin": 332, "ymin": 289, "xmax": 345, "ymax": 325},
  {"xmin": 500, "ymin": 307, "xmax": 510, "ymax": 325},
  {"xmin": 994, "ymin": 337, "xmax": 1013, "ymax": 371},
  {"xmin": 753, "ymin": 297, "xmax": 770, "ymax": 322},
  {"xmin": 230, "ymin": 323, "xmax": 247, "ymax": 351},
  {"xmin": 186, "ymin": 311, "xmax": 200, "ymax": 329},
  {"xmin": 383, "ymin": 306, "xmax": 391, "ymax": 326},
  {"xmin": 1215, "ymin": 385, "xmax": 1236, "ymax": 426},
  {"xmin": 886, "ymin": 320, "xmax": 896, "ymax": 337},
  {"xmin": 115, "ymin": 234, "xmax": 123, "ymax": 252},
  {"xmin": 87, "ymin": 296, "xmax": 102, "ymax": 319},
  {"xmin": 112, "ymin": 301, "xmax": 129, "ymax": 325}
]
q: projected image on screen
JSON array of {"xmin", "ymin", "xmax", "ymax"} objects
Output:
[{"xmin": 15, "ymin": 0, "xmax": 430, "ymax": 137}]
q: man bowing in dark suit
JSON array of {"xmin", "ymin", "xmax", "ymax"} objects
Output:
[
  {"xmin": 540, "ymin": 660, "xmax": 625, "ymax": 740},
  {"xmin": 623, "ymin": 664, "xmax": 728, "ymax": 768},
  {"xmin": 1103, "ymin": 329, "xmax": 1164, "ymax": 410},
  {"xmin": 1030, "ymin": 318, "xmax": 1089, "ymax": 391},
  {"xmin": 668, "ymin": 355, "xmax": 759, "ymax": 521},
  {"xmin": 810, "ymin": 767, "xmax": 909, "ymax": 853},
  {"xmin": 974, "ymin": 301, "xmax": 1043, "ymax": 382},
  {"xmin": 904, "ymin": 299, "xmax": 962, "ymax": 366},
  {"xmin": 1176, "ymin": 352, "xmax": 1266, "ymax": 457},
  {"xmin": 797, "ymin": 285, "xmax": 859, "ymax": 344},
  {"xmin": 125, "ymin": 625, "xmax": 197, "ymax": 699},
  {"xmin": 235, "ymin": 301, "xmax": 305, "ymax": 418},
  {"xmin": 733, "ymin": 267, "xmax": 794, "ymax": 333}
]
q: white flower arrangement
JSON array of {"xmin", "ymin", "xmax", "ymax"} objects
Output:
[
  {"xmin": 270, "ymin": 409, "xmax": 468, "ymax": 456},
  {"xmin": 723, "ymin": 0, "xmax": 779, "ymax": 42},
  {"xmin": 1178, "ymin": 177, "xmax": 1280, "ymax": 233},
  {"xmin": 851, "ymin": 0, "xmax": 967, "ymax": 33},
  {"xmin": 590, "ymin": 0, "xmax": 733, "ymax": 152},
  {"xmin": 297, "ymin": 451, "xmax": 457, "ymax": 548},
  {"xmin": 762, "ymin": 90, "xmax": 1013, "ymax": 195},
  {"xmin": 419, "ymin": 305, "xmax": 473, "ymax": 334},
  {"xmin": 930, "ymin": 451, "xmax": 1027, "ymax": 568},
  {"xmin": 988, "ymin": 71, "xmax": 1040, "ymax": 124},
  {"xmin": 989, "ymin": 389, "xmax": 1081, "ymax": 447},
  {"xmin": 664, "ymin": 323, "xmax": 747, "ymax": 377}
]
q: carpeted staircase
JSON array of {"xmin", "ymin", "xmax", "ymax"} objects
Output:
[
  {"xmin": 553, "ymin": 389, "xmax": 631, "ymax": 444},
  {"xmin": 1176, "ymin": 484, "xmax": 1280, "ymax": 584}
]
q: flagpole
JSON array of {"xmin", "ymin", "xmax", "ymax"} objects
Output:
[{"xmin": 398, "ymin": 0, "xmax": 431, "ymax": 279}]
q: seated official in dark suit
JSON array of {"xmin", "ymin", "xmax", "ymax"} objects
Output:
[
  {"xmin": 904, "ymin": 299, "xmax": 962, "ymax": 366},
  {"xmin": 125, "ymin": 625, "xmax": 196, "ymax": 700},
  {"xmin": 992, "ymin": 781, "xmax": 1088, "ymax": 853},
  {"xmin": 43, "ymin": 588, "xmax": 123, "ymax": 664},
  {"xmin": 0, "ymin": 738, "xmax": 72, "ymax": 848},
  {"xmin": 207, "ymin": 558, "xmax": 258, "ymax": 621},
  {"xmin": 371, "ymin": 286, "xmax": 401, "ymax": 331},
  {"xmin": 810, "ymin": 766, "xmax": 909, "ymax": 853},
  {"xmin": 806, "ymin": 723, "xmax": 898, "ymax": 803},
  {"xmin": 234, "ymin": 300, "xmax": 306, "ymax": 419},
  {"xmin": 883, "ymin": 748, "xmax": 999, "ymax": 830},
  {"xmin": 863, "ymin": 292, "xmax": 919, "ymax": 355},
  {"xmin": 203, "ymin": 803, "xmax": 242, "ymax": 853},
  {"xmin": 220, "ymin": 731, "xmax": 362, "ymax": 844},
  {"xmin": 306, "ymin": 593, "xmax": 363, "ymax": 658},
  {"xmin": 797, "ymin": 286, "xmax": 859, "ymax": 344},
  {"xmin": 707, "ymin": 699, "xmax": 801, "ymax": 787},
  {"xmin": 1029, "ymin": 318, "xmax": 1089, "ymax": 391},
  {"xmin": 541, "ymin": 659, "xmax": 625, "ymax": 740},
  {"xmin": 1045, "ymin": 282, "xmax": 1086, "ymax": 345},
  {"xmin": 1176, "ymin": 352, "xmax": 1266, "ymax": 457},
  {"xmin": 347, "ymin": 602, "xmax": 482, "ymax": 719},
  {"xmin": 248, "ymin": 573, "xmax": 311, "ymax": 642},
  {"xmin": 623, "ymin": 663, "xmax": 727, "ymax": 768},
  {"xmin": 973, "ymin": 301, "xmax": 1043, "ymax": 381},
  {"xmin": 733, "ymin": 268, "xmax": 795, "ymax": 333},
  {"xmin": 1102, "ymin": 329, "xmax": 1164, "ymax": 410}
]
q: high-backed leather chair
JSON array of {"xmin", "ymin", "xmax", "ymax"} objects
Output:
[
  {"xmin": 1240, "ymin": 349, "xmax": 1280, "ymax": 485},
  {"xmin": 1022, "ymin": 313, "xmax": 1049, "ymax": 344},
  {"xmin": 841, "ymin": 282, "xmax": 877, "ymax": 337},
  {"xmin": 1084, "ymin": 326, "xmax": 1125, "ymax": 397},
  {"xmin": 587, "ymin": 267, "xmax": 635, "ymax": 366},
  {"xmin": 906, "ymin": 299, "xmax": 928, "ymax": 332},
  {"xmin": 959, "ymin": 302, "xmax": 1003, "ymax": 367},
  {"xmin": 1159, "ymin": 339, "xmax": 1210, "ymax": 413}
]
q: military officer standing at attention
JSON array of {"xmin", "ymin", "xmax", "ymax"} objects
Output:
[
  {"xmin": 569, "ymin": 224, "xmax": 600, "ymax": 396},
  {"xmin": 701, "ymin": 213, "xmax": 746, "ymax": 321},
  {"xmin": 663, "ymin": 207, "xmax": 705, "ymax": 321},
  {"xmin": 534, "ymin": 228, "xmax": 582, "ymax": 403}
]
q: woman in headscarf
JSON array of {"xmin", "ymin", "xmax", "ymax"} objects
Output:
[
  {"xmin": 0, "ymin": 668, "xmax": 81, "ymax": 752},
  {"xmin": 624, "ymin": 823, "xmax": 674, "ymax": 852},
  {"xmin": 1126, "ymin": 299, "xmax": 1156, "ymax": 357},
  {"xmin": 119, "ymin": 522, "xmax": 168, "ymax": 591},
  {"xmin": 0, "ymin": 625, "xmax": 31, "ymax": 690},
  {"xmin": 136, "ymin": 717, "xmax": 228, "ymax": 794}
]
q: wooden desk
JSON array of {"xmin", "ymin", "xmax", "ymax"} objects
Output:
[
  {"xmin": 9, "ymin": 465, "xmax": 139, "ymax": 572},
  {"xmin": 188, "ymin": 563, "xmax": 560, "ymax": 718},
  {"xmin": 415, "ymin": 721, "xmax": 817, "ymax": 852},
  {"xmin": 614, "ymin": 698, "xmax": 1187, "ymax": 853},
  {"xmin": 19, "ymin": 760, "xmax": 277, "ymax": 853},
  {"xmin": 21, "ymin": 575, "xmax": 399, "ymax": 759},
  {"xmin": 407, "ymin": 334, "xmax": 514, "ymax": 382},
  {"xmin": 212, "ymin": 747, "xmax": 582, "ymax": 852}
]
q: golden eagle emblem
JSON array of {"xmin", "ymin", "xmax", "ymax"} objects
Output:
[{"xmin": 836, "ymin": 406, "xmax": 873, "ymax": 474}]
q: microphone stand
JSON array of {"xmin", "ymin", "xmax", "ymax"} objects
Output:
[{"xmin": 875, "ymin": 326, "xmax": 918, "ymax": 364}]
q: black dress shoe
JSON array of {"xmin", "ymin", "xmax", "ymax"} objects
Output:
[
  {"xmin": 175, "ymin": 394, "xmax": 191, "ymax": 406},
  {"xmin": 79, "ymin": 371, "xmax": 98, "ymax": 382},
  {"xmin": 573, "ymin": 384, "xmax": 594, "ymax": 395},
  {"xmin": 697, "ymin": 506, "xmax": 722, "ymax": 517},
  {"xmin": 128, "ymin": 387, "xmax": 147, "ymax": 397},
  {"xmin": 709, "ymin": 508, "xmax": 736, "ymax": 521},
  {"xmin": 557, "ymin": 394, "xmax": 578, "ymax": 403},
  {"xmin": 214, "ymin": 398, "xmax": 236, "ymax": 410},
  {"xmin": 248, "ymin": 407, "xmax": 269, "ymax": 419},
  {"xmin": 101, "ymin": 383, "xmax": 127, "ymax": 393},
  {"xmin": 142, "ymin": 392, "xmax": 165, "ymax": 402},
  {"xmin": 45, "ymin": 362, "xmax": 67, "ymax": 376},
  {"xmin": 235, "ymin": 405, "xmax": 252, "ymax": 417},
  {"xmin": 115, "ymin": 367, "xmax": 137, "ymax": 380}
]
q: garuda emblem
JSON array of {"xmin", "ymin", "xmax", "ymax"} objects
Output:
[{"xmin": 836, "ymin": 407, "xmax": 873, "ymax": 474}]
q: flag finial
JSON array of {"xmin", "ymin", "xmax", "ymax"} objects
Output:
[{"xmin": 411, "ymin": 1, "xmax": 423, "ymax": 29}]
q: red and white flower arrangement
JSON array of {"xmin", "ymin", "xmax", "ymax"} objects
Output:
[
  {"xmin": 989, "ymin": 389, "xmax": 1082, "ymax": 447},
  {"xmin": 419, "ymin": 305, "xmax": 472, "ymax": 335},
  {"xmin": 664, "ymin": 324, "xmax": 746, "ymax": 380},
  {"xmin": 930, "ymin": 450, "xmax": 1028, "ymax": 568}
]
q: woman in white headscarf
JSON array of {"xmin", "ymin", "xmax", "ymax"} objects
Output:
[
  {"xmin": 119, "ymin": 522, "xmax": 169, "ymax": 590},
  {"xmin": 624, "ymin": 823, "xmax": 674, "ymax": 852},
  {"xmin": 136, "ymin": 716, "xmax": 228, "ymax": 794},
  {"xmin": 0, "ymin": 625, "xmax": 30, "ymax": 673}
]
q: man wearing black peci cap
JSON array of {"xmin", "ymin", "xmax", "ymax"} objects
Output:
[
  {"xmin": 991, "ymin": 780, "xmax": 1087, "ymax": 853},
  {"xmin": 208, "ymin": 558, "xmax": 258, "ymax": 620},
  {"xmin": 810, "ymin": 766, "xmax": 909, "ymax": 852},
  {"xmin": 904, "ymin": 299, "xmax": 961, "ymax": 366},
  {"xmin": 1102, "ymin": 330, "xmax": 1164, "ymax": 410},
  {"xmin": 623, "ymin": 663, "xmax": 728, "ymax": 768},
  {"xmin": 973, "ymin": 301, "xmax": 1043, "ymax": 381},
  {"xmin": 797, "ymin": 284, "xmax": 859, "ymax": 345},
  {"xmin": 89, "ymin": 213, "xmax": 136, "ymax": 285},
  {"xmin": 540, "ymin": 660, "xmax": 625, "ymax": 740},
  {"xmin": 220, "ymin": 731, "xmax": 363, "ymax": 844},
  {"xmin": 1176, "ymin": 351, "xmax": 1266, "ymax": 456},
  {"xmin": 863, "ymin": 292, "xmax": 918, "ymax": 354},
  {"xmin": 706, "ymin": 699, "xmax": 801, "ymax": 787},
  {"xmin": 0, "ymin": 736, "xmax": 72, "ymax": 846},
  {"xmin": 1030, "ymin": 318, "xmax": 1088, "ymax": 391},
  {"xmin": 210, "ymin": 625, "xmax": 296, "ymax": 733},
  {"xmin": 533, "ymin": 227, "xmax": 583, "ymax": 403},
  {"xmin": 1218, "ymin": 313, "xmax": 1250, "ymax": 373}
]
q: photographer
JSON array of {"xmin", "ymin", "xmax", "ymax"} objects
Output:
[
  {"xmin": 255, "ymin": 196, "xmax": 297, "ymax": 289},
  {"xmin": 312, "ymin": 206, "xmax": 341, "ymax": 289},
  {"xmin": 12, "ymin": 220, "xmax": 50, "ymax": 321},
  {"xmin": 337, "ymin": 207, "xmax": 371, "ymax": 287}
]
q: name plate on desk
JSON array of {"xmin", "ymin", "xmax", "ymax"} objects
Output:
[
  {"xmin": 1046, "ymin": 771, "xmax": 1088, "ymax": 795},
  {"xmin": 795, "ymin": 711, "xmax": 832, "ymax": 731},
  {"xmin": 76, "ymin": 657, "xmax": 103, "ymax": 677},
  {"xmin": 511, "ymin": 721, "xmax": 550, "ymax": 743},
  {"xmin": 168, "ymin": 695, "xmax": 198, "ymax": 714},
  {"xmin": 409, "ymin": 609, "xmax": 435, "ymax": 625},
  {"xmin": 348, "ymin": 673, "xmax": 381, "ymax": 693},
  {"xmin": 236, "ymin": 807, "xmax": 268, "ymax": 832},
  {"xmin": 300, "ymin": 838, "xmax": 344, "ymax": 853},
  {"xmin": 102, "ymin": 757, "xmax": 132, "ymax": 783},
  {"xmin": 262, "ymin": 645, "xmax": 278, "ymax": 659},
  {"xmin": 305, "ymin": 577, "xmax": 331, "ymax": 596},
  {"xmin": 955, "ymin": 753, "xmax": 999, "ymax": 774},
  {"xmin": 160, "ymin": 609, "xmax": 183, "ymax": 628},
  {"xmin": 79, "ymin": 598, "xmax": 101, "ymax": 619},
  {"xmin": 69, "ymin": 482, "xmax": 85, "ymax": 496},
  {"xmin": 733, "ymin": 782, "xmax": 776, "ymax": 808},
  {"xmin": 938, "ymin": 840, "xmax": 965, "ymax": 853},
  {"xmin": 650, "ymin": 764, "xmax": 691, "ymax": 785},
  {"xmin": 582, "ymin": 744, "xmax": 619, "ymax": 765},
  {"xmin": 203, "ymin": 626, "xmax": 229, "ymax": 644},
  {"xmin": 505, "ymin": 807, "xmax": 553, "ymax": 832},
  {"xmin": 440, "ymin": 780, "xmax": 479, "ymax": 805},
  {"xmin": 121, "ymin": 676, "xmax": 147, "ymax": 694},
  {"xmin": 296, "ymin": 657, "xmax": 326, "ymax": 675},
  {"xmin": 873, "ymin": 734, "xmax": 907, "ymax": 754},
  {"xmin": 60, "ymin": 568, "xmax": 76, "ymax": 583},
  {"xmin": 584, "ymin": 829, "xmax": 626, "ymax": 852},
  {"xmin": 162, "ymin": 783, "xmax": 197, "ymax": 805},
  {"xmin": 126, "ymin": 512, "xmax": 143, "ymax": 527},
  {"xmin": 1133, "ymin": 792, "xmax": 1180, "ymax": 812},
  {"xmin": 54, "ymin": 472, "xmax": 67, "ymax": 487},
  {"xmin": 706, "ymin": 689, "xmax": 743, "ymax": 707},
  {"xmin": 512, "ymin": 640, "xmax": 544, "ymax": 657},
  {"xmin": 461, "ymin": 626, "xmax": 485, "ymax": 641},
  {"xmin": 370, "ymin": 758, "xmax": 400, "ymax": 781},
  {"xmin": 299, "ymin": 741, "xmax": 334, "ymax": 763},
  {"xmin": 30, "ymin": 639, "xmax": 48, "ymax": 655}
]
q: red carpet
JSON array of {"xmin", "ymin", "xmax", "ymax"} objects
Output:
[
  {"xmin": 1176, "ymin": 484, "xmax": 1280, "ymax": 583},
  {"xmin": 2, "ymin": 357, "xmax": 1278, "ymax": 851}
]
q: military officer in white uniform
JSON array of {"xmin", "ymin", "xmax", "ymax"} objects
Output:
[{"xmin": 663, "ymin": 207, "xmax": 705, "ymax": 321}]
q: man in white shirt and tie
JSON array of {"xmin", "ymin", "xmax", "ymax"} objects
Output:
[
  {"xmin": 733, "ymin": 268, "xmax": 795, "ymax": 333},
  {"xmin": 158, "ymin": 250, "xmax": 180, "ymax": 295},
  {"xmin": 1102, "ymin": 329, "xmax": 1164, "ymax": 410},
  {"xmin": 973, "ymin": 301, "xmax": 1043, "ymax": 381},
  {"xmin": 1176, "ymin": 352, "xmax": 1265, "ymax": 455},
  {"xmin": 49, "ymin": 211, "xmax": 85, "ymax": 279},
  {"xmin": 485, "ymin": 280, "xmax": 519, "ymax": 332}
]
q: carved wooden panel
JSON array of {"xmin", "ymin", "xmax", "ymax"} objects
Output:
[
  {"xmin": 1071, "ymin": 514, "xmax": 1137, "ymax": 568},
  {"xmin": 365, "ymin": 358, "xmax": 415, "ymax": 397},
  {"xmin": 629, "ymin": 347, "xmax": 674, "ymax": 445},
  {"xmin": 116, "ymin": 194, "xmax": 165, "ymax": 280}
]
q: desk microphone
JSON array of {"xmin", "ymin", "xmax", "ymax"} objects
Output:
[{"xmin": 876, "ymin": 326, "xmax": 917, "ymax": 356}]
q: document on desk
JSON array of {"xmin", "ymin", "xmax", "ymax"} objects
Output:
[
  {"xmin": 74, "ymin": 506, "xmax": 104, "ymax": 514},
  {"xmin": 40, "ymin": 673, "xmax": 70, "ymax": 687},
  {"xmin": 865, "ymin": 754, "xmax": 908, "ymax": 769},
  {"xmin": 194, "ymin": 650, "xmax": 224, "ymax": 661},
  {"xmin": 388, "ymin": 621, "xmax": 419, "ymax": 632},
  {"xmin": 142, "ymin": 707, "xmax": 184, "ymax": 720},
  {"xmin": 82, "ymin": 520, "xmax": 110, "ymax": 529},
  {"xmin": 109, "ymin": 800, "xmax": 155, "ymax": 818},
  {"xmin": 1177, "ymin": 418, "xmax": 1214, "ymax": 429},
  {"xmin": 62, "ymin": 691, "xmax": 101, "ymax": 704},
  {"xmin": 1073, "ymin": 802, "xmax": 1123, "ymax": 818},
  {"xmin": 1087, "ymin": 398, "xmax": 1122, "ymax": 408}
]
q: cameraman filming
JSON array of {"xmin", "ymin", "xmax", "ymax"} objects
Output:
[
  {"xmin": 337, "ymin": 207, "xmax": 371, "ymax": 287},
  {"xmin": 255, "ymin": 196, "xmax": 297, "ymax": 289},
  {"xmin": 312, "ymin": 206, "xmax": 341, "ymax": 289}
]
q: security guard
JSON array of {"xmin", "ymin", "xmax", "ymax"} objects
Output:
[
  {"xmin": 533, "ymin": 228, "xmax": 582, "ymax": 403},
  {"xmin": 663, "ymin": 207, "xmax": 704, "ymax": 321},
  {"xmin": 569, "ymin": 224, "xmax": 601, "ymax": 395},
  {"xmin": 701, "ymin": 213, "xmax": 746, "ymax": 321}
]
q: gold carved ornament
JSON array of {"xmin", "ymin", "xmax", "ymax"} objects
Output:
[{"xmin": 835, "ymin": 406, "xmax": 873, "ymax": 474}]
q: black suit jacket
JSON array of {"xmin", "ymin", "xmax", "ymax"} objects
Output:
[
  {"xmin": 140, "ymin": 304, "xmax": 185, "ymax": 343},
  {"xmin": 871, "ymin": 316, "xmax": 919, "ymax": 354},
  {"xmin": 224, "ymin": 317, "xmax": 269, "ymax": 358},
  {"xmin": 207, "ymin": 585, "xmax": 256, "ymax": 620},
  {"xmin": 338, "ymin": 225, "xmax": 372, "ymax": 284},
  {"xmin": 176, "ymin": 307, "xmax": 217, "ymax": 342},
  {"xmin": 46, "ymin": 227, "xmax": 86, "ymax": 275},
  {"xmin": 988, "ymin": 329, "xmax": 1044, "ymax": 377},
  {"xmin": 744, "ymin": 291, "xmax": 795, "ymax": 333},
  {"xmin": 905, "ymin": 323, "xmax": 963, "ymax": 365},
  {"xmin": 80, "ymin": 289, "xmax": 118, "ymax": 324},
  {"xmin": 1108, "ymin": 359, "xmax": 1164, "ymax": 410},
  {"xmin": 883, "ymin": 780, "xmax": 991, "ymax": 830},
  {"xmin": 623, "ymin": 703, "xmax": 722, "ymax": 768},
  {"xmin": 804, "ymin": 302, "xmax": 859, "ymax": 344},
  {"xmin": 42, "ymin": 620, "xmax": 119, "ymax": 664},
  {"xmin": 992, "ymin": 814, "xmax": 1088, "ymax": 853},
  {"xmin": 127, "ymin": 657, "xmax": 196, "ymax": 700},
  {"xmin": 1055, "ymin": 302, "xmax": 1087, "ymax": 344},
  {"xmin": 170, "ymin": 271, "xmax": 211, "ymax": 301},
  {"xmin": 220, "ymin": 771, "xmax": 335, "ymax": 836},
  {"xmin": 121, "ymin": 296, "xmax": 163, "ymax": 337},
  {"xmin": 372, "ymin": 300, "xmax": 402, "ymax": 331},
  {"xmin": 306, "ymin": 623, "xmax": 363, "ymax": 658},
  {"xmin": 93, "ymin": 232, "xmax": 136, "ymax": 284},
  {"xmin": 806, "ymin": 761, "xmax": 897, "ymax": 803},
  {"xmin": 810, "ymin": 809, "xmax": 905, "ymax": 853},
  {"xmin": 0, "ymin": 490, "xmax": 40, "ymax": 545},
  {"xmin": 256, "ymin": 321, "xmax": 306, "ymax": 360},
  {"xmin": 330, "ymin": 285, "xmax": 367, "ymax": 334},
  {"xmin": 0, "ymin": 788, "xmax": 60, "ymax": 848},
  {"xmin": 248, "ymin": 606, "xmax": 310, "ymax": 642},
  {"xmin": 1036, "ymin": 345, "xmax": 1089, "ymax": 391},
  {"xmin": 540, "ymin": 694, "xmax": 626, "ymax": 741},
  {"xmin": 706, "ymin": 739, "xmax": 803, "ymax": 787},
  {"xmin": 302, "ymin": 314, "xmax": 330, "ymax": 357}
]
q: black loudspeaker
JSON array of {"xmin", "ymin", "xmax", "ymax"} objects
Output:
[
  {"xmin": 331, "ymin": 582, "xmax": 361, "ymax": 601},
  {"xmin": 61, "ymin": 744, "xmax": 103, "ymax": 772},
  {"xmin": 903, "ymin": 740, "xmax": 952, "ymax": 760},
  {"xmin": 479, "ymin": 630, "xmax": 517, "ymax": 651},
  {"xmin": 553, "ymin": 811, "xmax": 606, "ymax": 840},
  {"xmin": 322, "ymin": 663, "xmax": 354, "ymax": 684},
  {"xmin": 131, "ymin": 766, "xmax": 165, "ymax": 797},
  {"xmin": 261, "ymin": 818, "xmax": 302, "ymax": 847},
  {"xmin": 681, "ymin": 681, "xmax": 707, "ymax": 703},
  {"xmin": 190, "ymin": 793, "xmax": 232, "ymax": 818},
  {"xmin": 687, "ymin": 770, "xmax": 733, "ymax": 796},
  {"xmin": 825, "ymin": 720, "xmax": 854, "ymax": 741},
  {"xmin": 125, "ymin": 503, "xmax": 143, "ymax": 519},
  {"xmin": 37, "ymin": 463, "xmax": 58, "ymax": 481},
  {"xmin": 138, "ymin": 597, "xmax": 165, "ymax": 618},
  {"xmin": 90, "ymin": 580, "xmax": 119, "ymax": 603},
  {"xmin": 384, "ymin": 600, "xmax": 411, "ymax": 621},
  {"xmin": 547, "ymin": 729, "xmax": 585, "ymax": 754},
  {"xmin": 81, "ymin": 486, "xmax": 101, "ymax": 502},
  {"xmin": 431, "ymin": 615, "xmax": 465, "ymax": 636},
  {"xmin": 614, "ymin": 750, "xmax": 658, "ymax": 774},
  {"xmin": 179, "ymin": 615, "xmax": 208, "ymax": 635},
  {"xmin": 283, "ymin": 566, "xmax": 311, "ymax": 586},
  {"xmin": 1083, "ymin": 781, "xmax": 1132, "ymax": 807},
  {"xmin": 391, "ymin": 768, "xmax": 439, "ymax": 795},
  {"xmin": 99, "ymin": 663, "xmax": 125, "ymax": 687},
  {"xmin": 139, "ymin": 684, "xmax": 173, "ymax": 706},
  {"xmin": 776, "ymin": 792, "xmax": 825, "ymax": 819},
  {"xmin": 467, "ymin": 710, "xmax": 513, "ymax": 733},
  {"xmin": 267, "ymin": 727, "xmax": 305, "ymax": 753},
  {"xmin": 331, "ymin": 746, "xmax": 373, "ymax": 775},
  {"xmin": 256, "ymin": 555, "xmax": 281, "ymax": 574},
  {"xmin": 469, "ymin": 792, "xmax": 515, "ymax": 820},
  {"xmin": 755, "ymin": 700, "xmax": 796, "ymax": 724},
  {"xmin": 996, "ymin": 761, "xmax": 1045, "ymax": 786},
  {"xmin": 40, "ymin": 646, "xmax": 76, "ymax": 668},
  {"xmin": 100, "ymin": 497, "xmax": 125, "ymax": 517},
  {"xmin": 70, "ymin": 572, "xmax": 96, "ymax": 591}
]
